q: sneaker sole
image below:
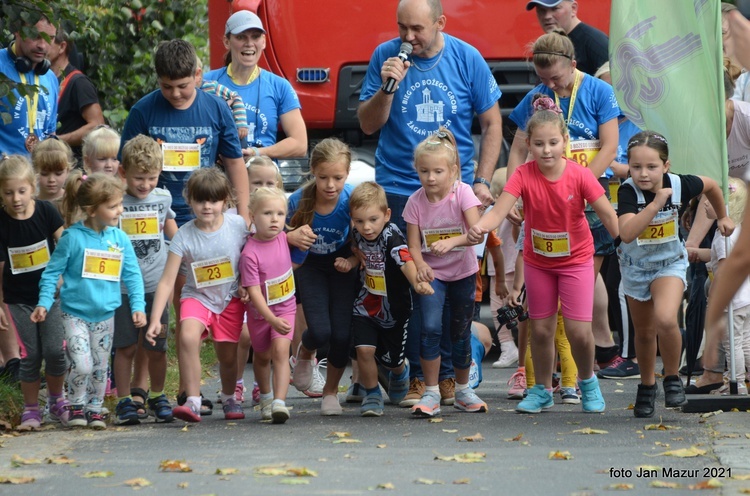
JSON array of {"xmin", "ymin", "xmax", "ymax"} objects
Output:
[
  {"xmin": 598, "ymin": 372, "xmax": 641, "ymax": 380},
  {"xmin": 68, "ymin": 419, "xmax": 87, "ymax": 428},
  {"xmin": 153, "ymin": 414, "xmax": 174, "ymax": 423},
  {"xmin": 173, "ymin": 409, "xmax": 201, "ymax": 423},
  {"xmin": 272, "ymin": 411, "xmax": 290, "ymax": 424},
  {"xmin": 88, "ymin": 422, "xmax": 107, "ymax": 430},
  {"xmin": 411, "ymin": 406, "xmax": 441, "ymax": 417},
  {"xmin": 492, "ymin": 360, "xmax": 519, "ymax": 369},
  {"xmin": 454, "ymin": 402, "xmax": 487, "ymax": 413},
  {"xmin": 399, "ymin": 397, "xmax": 421, "ymax": 408},
  {"xmin": 361, "ymin": 409, "xmax": 384, "ymax": 417},
  {"xmin": 516, "ymin": 402, "xmax": 553, "ymax": 414},
  {"xmin": 114, "ymin": 417, "xmax": 140, "ymax": 426},
  {"xmin": 562, "ymin": 398, "xmax": 581, "ymax": 405},
  {"xmin": 224, "ymin": 412, "xmax": 246, "ymax": 420},
  {"xmin": 582, "ymin": 406, "xmax": 606, "ymax": 413},
  {"xmin": 303, "ymin": 390, "xmax": 324, "ymax": 398}
]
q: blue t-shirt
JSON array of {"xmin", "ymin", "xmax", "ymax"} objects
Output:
[
  {"xmin": 203, "ymin": 68, "xmax": 301, "ymax": 149},
  {"xmin": 287, "ymin": 184, "xmax": 353, "ymax": 265},
  {"xmin": 0, "ymin": 49, "xmax": 59, "ymax": 156},
  {"xmin": 360, "ymin": 34, "xmax": 501, "ymax": 196},
  {"xmin": 509, "ymin": 73, "xmax": 619, "ymax": 142},
  {"xmin": 616, "ymin": 118, "xmax": 642, "ymax": 166},
  {"xmin": 118, "ymin": 89, "xmax": 243, "ymax": 226}
]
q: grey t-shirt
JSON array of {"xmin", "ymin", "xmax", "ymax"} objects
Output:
[
  {"xmin": 170, "ymin": 213, "xmax": 249, "ymax": 313},
  {"xmin": 120, "ymin": 188, "xmax": 175, "ymax": 293}
]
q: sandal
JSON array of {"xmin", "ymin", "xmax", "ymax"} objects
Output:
[
  {"xmin": 130, "ymin": 388, "xmax": 149, "ymax": 420},
  {"xmin": 176, "ymin": 391, "xmax": 213, "ymax": 416}
]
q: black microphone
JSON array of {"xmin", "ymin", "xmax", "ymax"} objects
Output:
[{"xmin": 382, "ymin": 42, "xmax": 413, "ymax": 94}]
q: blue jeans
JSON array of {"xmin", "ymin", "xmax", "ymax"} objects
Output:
[
  {"xmin": 387, "ymin": 192, "xmax": 454, "ymax": 380},
  {"xmin": 418, "ymin": 274, "xmax": 476, "ymax": 370}
]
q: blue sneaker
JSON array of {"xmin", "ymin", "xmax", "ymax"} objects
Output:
[
  {"xmin": 345, "ymin": 381, "xmax": 365, "ymax": 403},
  {"xmin": 387, "ymin": 360, "xmax": 410, "ymax": 405},
  {"xmin": 361, "ymin": 391, "xmax": 385, "ymax": 417},
  {"xmin": 454, "ymin": 387, "xmax": 487, "ymax": 413},
  {"xmin": 411, "ymin": 390, "xmax": 441, "ymax": 417},
  {"xmin": 578, "ymin": 375, "xmax": 606, "ymax": 413},
  {"xmin": 147, "ymin": 394, "xmax": 174, "ymax": 423},
  {"xmin": 516, "ymin": 385, "xmax": 554, "ymax": 413},
  {"xmin": 114, "ymin": 398, "xmax": 140, "ymax": 426}
]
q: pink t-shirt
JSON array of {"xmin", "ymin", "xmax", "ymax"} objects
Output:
[
  {"xmin": 403, "ymin": 181, "xmax": 481, "ymax": 281},
  {"xmin": 505, "ymin": 159, "xmax": 605, "ymax": 269},
  {"xmin": 239, "ymin": 231, "xmax": 296, "ymax": 318}
]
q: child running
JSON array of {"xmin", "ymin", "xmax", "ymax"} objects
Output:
[
  {"xmin": 468, "ymin": 96, "xmax": 618, "ymax": 414},
  {"xmin": 335, "ymin": 181, "xmax": 433, "ymax": 416},
  {"xmin": 240, "ymin": 187, "xmax": 294, "ymax": 423},
  {"xmin": 82, "ymin": 126, "xmax": 121, "ymax": 176},
  {"xmin": 145, "ymin": 167, "xmax": 249, "ymax": 423},
  {"xmin": 288, "ymin": 138, "xmax": 358, "ymax": 416},
  {"xmin": 31, "ymin": 172, "xmax": 146, "ymax": 429},
  {"xmin": 112, "ymin": 135, "xmax": 178, "ymax": 425},
  {"xmin": 0, "ymin": 156, "xmax": 69, "ymax": 429},
  {"xmin": 618, "ymin": 131, "xmax": 733, "ymax": 417},
  {"xmin": 404, "ymin": 127, "xmax": 486, "ymax": 417},
  {"xmin": 31, "ymin": 137, "xmax": 74, "ymax": 215}
]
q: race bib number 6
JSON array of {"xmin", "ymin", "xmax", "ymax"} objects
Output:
[
  {"xmin": 191, "ymin": 256, "xmax": 235, "ymax": 289},
  {"xmin": 82, "ymin": 248, "xmax": 123, "ymax": 282}
]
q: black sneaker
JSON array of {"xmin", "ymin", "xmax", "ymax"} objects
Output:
[
  {"xmin": 85, "ymin": 410, "xmax": 107, "ymax": 430},
  {"xmin": 634, "ymin": 383, "xmax": 657, "ymax": 418},
  {"xmin": 663, "ymin": 375, "xmax": 688, "ymax": 408},
  {"xmin": 147, "ymin": 394, "xmax": 174, "ymax": 423},
  {"xmin": 598, "ymin": 357, "xmax": 641, "ymax": 379},
  {"xmin": 114, "ymin": 398, "xmax": 140, "ymax": 425},
  {"xmin": 68, "ymin": 404, "xmax": 87, "ymax": 428}
]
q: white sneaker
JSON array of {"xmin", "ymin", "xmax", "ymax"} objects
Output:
[
  {"xmin": 260, "ymin": 398, "xmax": 273, "ymax": 420},
  {"xmin": 493, "ymin": 343, "xmax": 519, "ymax": 368},
  {"xmin": 290, "ymin": 355, "xmax": 326, "ymax": 397}
]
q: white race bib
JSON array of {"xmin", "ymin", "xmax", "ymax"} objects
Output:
[{"xmin": 82, "ymin": 248, "xmax": 123, "ymax": 282}]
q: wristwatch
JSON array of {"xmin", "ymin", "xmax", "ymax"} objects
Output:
[{"xmin": 473, "ymin": 177, "xmax": 490, "ymax": 188}]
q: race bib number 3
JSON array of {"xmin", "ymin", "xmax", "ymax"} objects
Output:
[
  {"xmin": 265, "ymin": 268, "xmax": 295, "ymax": 306},
  {"xmin": 8, "ymin": 240, "xmax": 50, "ymax": 274},
  {"xmin": 82, "ymin": 249, "xmax": 123, "ymax": 282},
  {"xmin": 568, "ymin": 139, "xmax": 601, "ymax": 168},
  {"xmin": 531, "ymin": 229, "xmax": 571, "ymax": 258},
  {"xmin": 162, "ymin": 142, "xmax": 201, "ymax": 172},
  {"xmin": 191, "ymin": 257, "xmax": 235, "ymax": 289},
  {"xmin": 422, "ymin": 227, "xmax": 465, "ymax": 252},
  {"xmin": 637, "ymin": 217, "xmax": 678, "ymax": 246},
  {"xmin": 120, "ymin": 211, "xmax": 160, "ymax": 240},
  {"xmin": 364, "ymin": 268, "xmax": 387, "ymax": 296}
]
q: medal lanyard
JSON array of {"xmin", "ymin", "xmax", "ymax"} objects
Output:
[
  {"xmin": 554, "ymin": 69, "xmax": 582, "ymax": 158},
  {"xmin": 19, "ymin": 73, "xmax": 40, "ymax": 135}
]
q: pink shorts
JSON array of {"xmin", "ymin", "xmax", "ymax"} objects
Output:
[
  {"xmin": 180, "ymin": 297, "xmax": 244, "ymax": 342},
  {"xmin": 247, "ymin": 313, "xmax": 295, "ymax": 353},
  {"xmin": 524, "ymin": 260, "xmax": 594, "ymax": 321}
]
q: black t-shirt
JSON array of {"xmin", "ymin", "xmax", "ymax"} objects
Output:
[
  {"xmin": 352, "ymin": 222, "xmax": 413, "ymax": 326},
  {"xmin": 568, "ymin": 22, "xmax": 609, "ymax": 76},
  {"xmin": 617, "ymin": 173, "xmax": 704, "ymax": 219},
  {"xmin": 57, "ymin": 63, "xmax": 100, "ymax": 161},
  {"xmin": 0, "ymin": 200, "xmax": 64, "ymax": 305}
]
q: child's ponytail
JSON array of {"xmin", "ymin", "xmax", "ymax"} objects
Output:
[{"xmin": 63, "ymin": 171, "xmax": 124, "ymax": 226}]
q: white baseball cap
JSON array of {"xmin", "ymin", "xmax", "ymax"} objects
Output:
[{"xmin": 225, "ymin": 10, "xmax": 265, "ymax": 35}]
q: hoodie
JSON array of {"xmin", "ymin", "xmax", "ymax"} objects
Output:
[{"xmin": 37, "ymin": 222, "xmax": 145, "ymax": 322}]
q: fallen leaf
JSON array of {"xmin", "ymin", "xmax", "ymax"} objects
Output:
[
  {"xmin": 739, "ymin": 489, "xmax": 750, "ymax": 494},
  {"xmin": 415, "ymin": 478, "xmax": 443, "ymax": 485},
  {"xmin": 606, "ymin": 483, "xmax": 634, "ymax": 490},
  {"xmin": 215, "ymin": 468, "xmax": 239, "ymax": 475},
  {"xmin": 434, "ymin": 452, "xmax": 485, "ymax": 463},
  {"xmin": 655, "ymin": 442, "xmax": 670, "ymax": 447},
  {"xmin": 700, "ymin": 410, "xmax": 723, "ymax": 418},
  {"xmin": 649, "ymin": 480, "xmax": 682, "ymax": 488},
  {"xmin": 255, "ymin": 467, "xmax": 288, "ymax": 476},
  {"xmin": 504, "ymin": 433, "xmax": 524, "ymax": 442},
  {"xmin": 457, "ymin": 433, "xmax": 484, "ymax": 442},
  {"xmin": 327, "ymin": 431, "xmax": 351, "ymax": 438},
  {"xmin": 181, "ymin": 425, "xmax": 189, "ymax": 432},
  {"xmin": 442, "ymin": 429, "xmax": 458, "ymax": 433},
  {"xmin": 123, "ymin": 478, "xmax": 151, "ymax": 487},
  {"xmin": 255, "ymin": 465, "xmax": 317, "ymax": 477},
  {"xmin": 279, "ymin": 478, "xmax": 310, "ymax": 485},
  {"xmin": 453, "ymin": 478, "xmax": 470, "ymax": 484},
  {"xmin": 10, "ymin": 455, "xmax": 41, "ymax": 467},
  {"xmin": 332, "ymin": 438, "xmax": 361, "ymax": 444},
  {"xmin": 614, "ymin": 389, "xmax": 624, "ymax": 393},
  {"xmin": 428, "ymin": 418, "xmax": 443, "ymax": 423},
  {"xmin": 733, "ymin": 474, "xmax": 750, "ymax": 480},
  {"xmin": 573, "ymin": 428, "xmax": 608, "ymax": 435},
  {"xmin": 83, "ymin": 471, "xmax": 113, "ymax": 478},
  {"xmin": 376, "ymin": 444, "xmax": 387, "ymax": 449},
  {"xmin": 0, "ymin": 476, "xmax": 34, "ymax": 484},
  {"xmin": 645, "ymin": 422, "xmax": 680, "ymax": 431},
  {"xmin": 45, "ymin": 456, "xmax": 75, "ymax": 465},
  {"xmin": 745, "ymin": 433, "xmax": 750, "ymax": 439},
  {"xmin": 177, "ymin": 482, "xmax": 188, "ymax": 489},
  {"xmin": 649, "ymin": 446, "xmax": 706, "ymax": 458},
  {"xmin": 626, "ymin": 404, "xmax": 634, "ymax": 410},
  {"xmin": 548, "ymin": 450, "xmax": 573, "ymax": 460},
  {"xmin": 286, "ymin": 467, "xmax": 317, "ymax": 477},
  {"xmin": 159, "ymin": 460, "xmax": 192, "ymax": 472},
  {"xmin": 688, "ymin": 479, "xmax": 723, "ymax": 489},
  {"xmin": 370, "ymin": 482, "xmax": 395, "ymax": 490}
]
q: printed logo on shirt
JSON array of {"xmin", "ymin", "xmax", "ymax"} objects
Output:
[{"xmin": 400, "ymin": 80, "xmax": 458, "ymax": 137}]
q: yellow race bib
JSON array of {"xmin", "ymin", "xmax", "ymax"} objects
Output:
[
  {"xmin": 608, "ymin": 179, "xmax": 620, "ymax": 209},
  {"xmin": 82, "ymin": 249, "xmax": 123, "ymax": 282},
  {"xmin": 637, "ymin": 216, "xmax": 678, "ymax": 246},
  {"xmin": 364, "ymin": 268, "xmax": 387, "ymax": 296},
  {"xmin": 422, "ymin": 227, "xmax": 465, "ymax": 252},
  {"xmin": 191, "ymin": 256, "xmax": 235, "ymax": 289},
  {"xmin": 8, "ymin": 240, "xmax": 50, "ymax": 275},
  {"xmin": 568, "ymin": 139, "xmax": 601, "ymax": 168},
  {"xmin": 162, "ymin": 142, "xmax": 201, "ymax": 172},
  {"xmin": 531, "ymin": 229, "xmax": 571, "ymax": 258},
  {"xmin": 265, "ymin": 268, "xmax": 295, "ymax": 306},
  {"xmin": 119, "ymin": 210, "xmax": 160, "ymax": 240}
]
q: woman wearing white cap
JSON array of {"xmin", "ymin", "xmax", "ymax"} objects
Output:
[{"xmin": 204, "ymin": 10, "xmax": 307, "ymax": 161}]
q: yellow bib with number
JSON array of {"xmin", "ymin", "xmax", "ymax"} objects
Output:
[
  {"xmin": 120, "ymin": 211, "xmax": 160, "ymax": 240},
  {"xmin": 531, "ymin": 229, "xmax": 571, "ymax": 258},
  {"xmin": 265, "ymin": 268, "xmax": 295, "ymax": 306},
  {"xmin": 608, "ymin": 179, "xmax": 620, "ymax": 208},
  {"xmin": 82, "ymin": 249, "xmax": 123, "ymax": 282},
  {"xmin": 636, "ymin": 215, "xmax": 678, "ymax": 246},
  {"xmin": 364, "ymin": 268, "xmax": 387, "ymax": 296},
  {"xmin": 8, "ymin": 240, "xmax": 50, "ymax": 275},
  {"xmin": 191, "ymin": 256, "xmax": 235, "ymax": 289},
  {"xmin": 567, "ymin": 139, "xmax": 601, "ymax": 168},
  {"xmin": 162, "ymin": 142, "xmax": 201, "ymax": 172},
  {"xmin": 422, "ymin": 227, "xmax": 465, "ymax": 252}
]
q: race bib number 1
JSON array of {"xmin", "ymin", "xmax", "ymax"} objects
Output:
[
  {"xmin": 191, "ymin": 256, "xmax": 235, "ymax": 289},
  {"xmin": 120, "ymin": 210, "xmax": 160, "ymax": 240},
  {"xmin": 82, "ymin": 249, "xmax": 123, "ymax": 282},
  {"xmin": 8, "ymin": 240, "xmax": 50, "ymax": 274},
  {"xmin": 162, "ymin": 142, "xmax": 201, "ymax": 172},
  {"xmin": 265, "ymin": 268, "xmax": 295, "ymax": 305}
]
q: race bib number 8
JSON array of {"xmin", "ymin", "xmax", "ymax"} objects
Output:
[
  {"xmin": 265, "ymin": 268, "xmax": 295, "ymax": 306},
  {"xmin": 637, "ymin": 217, "xmax": 678, "ymax": 246},
  {"xmin": 162, "ymin": 142, "xmax": 201, "ymax": 172},
  {"xmin": 531, "ymin": 229, "xmax": 571, "ymax": 258},
  {"xmin": 191, "ymin": 257, "xmax": 235, "ymax": 289},
  {"xmin": 120, "ymin": 211, "xmax": 160, "ymax": 240},
  {"xmin": 8, "ymin": 240, "xmax": 50, "ymax": 274},
  {"xmin": 422, "ymin": 227, "xmax": 465, "ymax": 252},
  {"xmin": 82, "ymin": 249, "xmax": 123, "ymax": 282}
]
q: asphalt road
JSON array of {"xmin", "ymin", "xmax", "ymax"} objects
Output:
[{"xmin": 1, "ymin": 357, "xmax": 747, "ymax": 496}]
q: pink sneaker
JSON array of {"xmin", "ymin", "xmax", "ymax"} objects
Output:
[
  {"xmin": 507, "ymin": 369, "xmax": 527, "ymax": 400},
  {"xmin": 234, "ymin": 382, "xmax": 246, "ymax": 403},
  {"xmin": 251, "ymin": 382, "xmax": 260, "ymax": 406},
  {"xmin": 173, "ymin": 403, "xmax": 201, "ymax": 423}
]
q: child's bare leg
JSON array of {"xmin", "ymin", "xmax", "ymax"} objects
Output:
[
  {"xmin": 177, "ymin": 319, "xmax": 204, "ymax": 397},
  {"xmin": 529, "ymin": 315, "xmax": 557, "ymax": 387},
  {"xmin": 271, "ymin": 338, "xmax": 290, "ymax": 401},
  {"xmin": 356, "ymin": 346, "xmax": 378, "ymax": 389}
]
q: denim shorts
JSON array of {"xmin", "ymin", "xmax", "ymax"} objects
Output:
[
  {"xmin": 618, "ymin": 248, "xmax": 688, "ymax": 301},
  {"xmin": 587, "ymin": 210, "xmax": 615, "ymax": 256}
]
